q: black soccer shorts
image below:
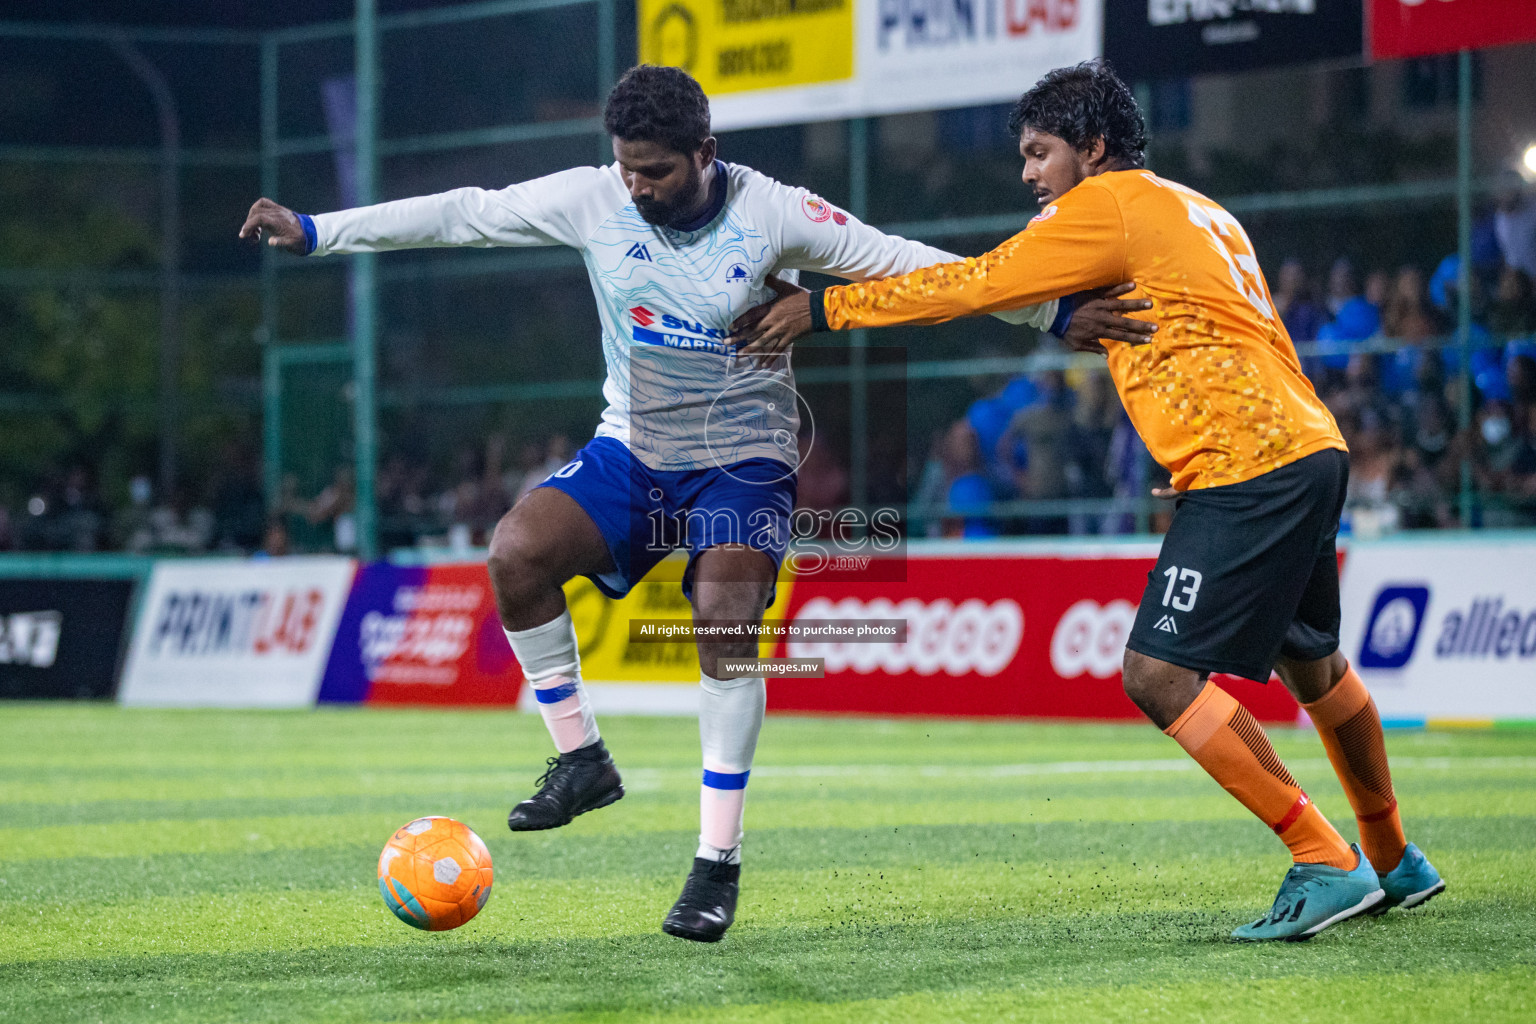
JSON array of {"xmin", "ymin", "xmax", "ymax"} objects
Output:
[{"xmin": 1124, "ymin": 447, "xmax": 1350, "ymax": 682}]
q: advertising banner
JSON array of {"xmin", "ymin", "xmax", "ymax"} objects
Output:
[
  {"xmin": 0, "ymin": 578, "xmax": 135, "ymax": 700},
  {"xmin": 1340, "ymin": 536, "xmax": 1536, "ymax": 723},
  {"xmin": 1370, "ymin": 0, "xmax": 1536, "ymax": 60},
  {"xmin": 638, "ymin": 0, "xmax": 856, "ymax": 102},
  {"xmin": 767, "ymin": 544, "xmax": 1303, "ymax": 722},
  {"xmin": 119, "ymin": 558, "xmax": 356, "ymax": 708},
  {"xmin": 551, "ymin": 554, "xmax": 796, "ymax": 714},
  {"xmin": 318, "ymin": 563, "xmax": 522, "ymax": 706},
  {"xmin": 1105, "ymin": 0, "xmax": 1363, "ymax": 80},
  {"xmin": 641, "ymin": 0, "xmax": 1102, "ymax": 130}
]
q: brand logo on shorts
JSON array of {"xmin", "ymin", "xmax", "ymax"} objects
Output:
[
  {"xmin": 1154, "ymin": 614, "xmax": 1178, "ymax": 634},
  {"xmin": 1359, "ymin": 584, "xmax": 1430, "ymax": 669}
]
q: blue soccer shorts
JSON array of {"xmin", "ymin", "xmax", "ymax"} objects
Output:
[{"xmin": 536, "ymin": 435, "xmax": 796, "ymax": 600}]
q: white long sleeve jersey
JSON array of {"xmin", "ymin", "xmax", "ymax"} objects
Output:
[{"xmin": 311, "ymin": 161, "xmax": 1057, "ymax": 472}]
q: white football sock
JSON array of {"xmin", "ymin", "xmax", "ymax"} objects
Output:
[
  {"xmin": 696, "ymin": 669, "xmax": 765, "ymax": 863},
  {"xmin": 504, "ymin": 610, "xmax": 599, "ymax": 754}
]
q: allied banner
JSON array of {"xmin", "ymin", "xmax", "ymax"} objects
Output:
[
  {"xmin": 1370, "ymin": 0, "xmax": 1536, "ymax": 60},
  {"xmin": 641, "ymin": 0, "xmax": 1102, "ymax": 130},
  {"xmin": 1340, "ymin": 536, "xmax": 1536, "ymax": 723},
  {"xmin": 119, "ymin": 558, "xmax": 356, "ymax": 708},
  {"xmin": 0, "ymin": 578, "xmax": 135, "ymax": 700},
  {"xmin": 1103, "ymin": 0, "xmax": 1364, "ymax": 80},
  {"xmin": 767, "ymin": 544, "xmax": 1303, "ymax": 722},
  {"xmin": 318, "ymin": 563, "xmax": 522, "ymax": 706}
]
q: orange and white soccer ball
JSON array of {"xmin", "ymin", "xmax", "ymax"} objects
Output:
[{"xmin": 378, "ymin": 816, "xmax": 493, "ymax": 930}]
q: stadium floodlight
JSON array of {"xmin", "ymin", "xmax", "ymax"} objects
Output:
[{"xmin": 1524, "ymin": 142, "xmax": 1536, "ymax": 180}]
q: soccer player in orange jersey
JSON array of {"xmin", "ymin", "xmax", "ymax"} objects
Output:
[{"xmin": 735, "ymin": 60, "xmax": 1445, "ymax": 941}]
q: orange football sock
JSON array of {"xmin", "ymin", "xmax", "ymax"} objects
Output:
[
  {"xmin": 1303, "ymin": 667, "xmax": 1407, "ymax": 873},
  {"xmin": 1165, "ymin": 681, "xmax": 1355, "ymax": 869}
]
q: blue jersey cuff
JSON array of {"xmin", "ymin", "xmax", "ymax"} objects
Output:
[
  {"xmin": 1048, "ymin": 294, "xmax": 1076, "ymax": 337},
  {"xmin": 809, "ymin": 289, "xmax": 830, "ymax": 333},
  {"xmin": 297, "ymin": 213, "xmax": 318, "ymax": 255}
]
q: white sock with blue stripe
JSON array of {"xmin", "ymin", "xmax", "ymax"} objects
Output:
[
  {"xmin": 504, "ymin": 610, "xmax": 599, "ymax": 754},
  {"xmin": 697, "ymin": 669, "xmax": 765, "ymax": 865}
]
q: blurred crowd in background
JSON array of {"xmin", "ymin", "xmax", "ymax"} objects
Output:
[{"xmin": 5, "ymin": 189, "xmax": 1536, "ymax": 556}]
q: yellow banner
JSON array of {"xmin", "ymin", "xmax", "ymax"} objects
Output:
[
  {"xmin": 564, "ymin": 553, "xmax": 796, "ymax": 684},
  {"xmin": 638, "ymin": 0, "xmax": 854, "ymax": 97}
]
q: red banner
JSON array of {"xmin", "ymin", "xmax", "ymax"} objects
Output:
[
  {"xmin": 1371, "ymin": 0, "xmax": 1536, "ymax": 59},
  {"xmin": 768, "ymin": 549, "xmax": 1305, "ymax": 724}
]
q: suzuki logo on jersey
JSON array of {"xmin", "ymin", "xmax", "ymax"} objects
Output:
[
  {"xmin": 1359, "ymin": 585, "xmax": 1430, "ymax": 669},
  {"xmin": 630, "ymin": 307, "xmax": 731, "ymax": 354},
  {"xmin": 625, "ymin": 241, "xmax": 653, "ymax": 262}
]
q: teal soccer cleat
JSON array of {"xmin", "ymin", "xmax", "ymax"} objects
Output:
[
  {"xmin": 1369, "ymin": 843, "xmax": 1446, "ymax": 914},
  {"xmin": 1231, "ymin": 844, "xmax": 1384, "ymax": 942}
]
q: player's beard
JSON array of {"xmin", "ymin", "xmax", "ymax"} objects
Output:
[{"xmin": 635, "ymin": 163, "xmax": 704, "ymax": 227}]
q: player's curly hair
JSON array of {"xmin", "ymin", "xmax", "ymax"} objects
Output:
[
  {"xmin": 1008, "ymin": 60, "xmax": 1147, "ymax": 168},
  {"xmin": 603, "ymin": 65, "xmax": 711, "ymax": 155}
]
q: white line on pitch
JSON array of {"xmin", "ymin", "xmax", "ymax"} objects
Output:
[{"xmin": 618, "ymin": 755, "xmax": 1536, "ymax": 787}]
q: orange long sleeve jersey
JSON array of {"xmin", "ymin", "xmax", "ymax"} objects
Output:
[{"xmin": 817, "ymin": 169, "xmax": 1346, "ymax": 491}]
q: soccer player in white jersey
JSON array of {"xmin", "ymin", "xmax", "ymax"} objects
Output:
[{"xmin": 240, "ymin": 65, "xmax": 1152, "ymax": 942}]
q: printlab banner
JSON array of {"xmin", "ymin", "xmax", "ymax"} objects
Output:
[
  {"xmin": 0, "ymin": 578, "xmax": 136, "ymax": 700},
  {"xmin": 318, "ymin": 562, "xmax": 522, "ymax": 706},
  {"xmin": 1103, "ymin": 0, "xmax": 1363, "ymax": 80},
  {"xmin": 640, "ymin": 0, "xmax": 1102, "ymax": 130},
  {"xmin": 119, "ymin": 558, "xmax": 356, "ymax": 708},
  {"xmin": 1341, "ymin": 537, "xmax": 1536, "ymax": 722},
  {"xmin": 769, "ymin": 544, "xmax": 1304, "ymax": 722},
  {"xmin": 1370, "ymin": 0, "xmax": 1536, "ymax": 60}
]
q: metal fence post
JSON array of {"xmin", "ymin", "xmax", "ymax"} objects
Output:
[
  {"xmin": 260, "ymin": 34, "xmax": 282, "ymax": 511},
  {"xmin": 596, "ymin": 0, "xmax": 615, "ymax": 165},
  {"xmin": 353, "ymin": 0, "xmax": 380, "ymax": 559},
  {"xmin": 108, "ymin": 36, "xmax": 181, "ymax": 500},
  {"xmin": 848, "ymin": 117, "xmax": 869, "ymax": 516},
  {"xmin": 1456, "ymin": 48, "xmax": 1474, "ymax": 527}
]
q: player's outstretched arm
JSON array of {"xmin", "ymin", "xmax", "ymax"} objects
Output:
[
  {"xmin": 239, "ymin": 198, "xmax": 309, "ymax": 254},
  {"xmin": 739, "ymin": 183, "xmax": 1133, "ymax": 356},
  {"xmin": 734, "ymin": 280, "xmax": 1156, "ymax": 360},
  {"xmin": 238, "ymin": 167, "xmax": 606, "ymax": 259},
  {"xmin": 768, "ymin": 183, "xmax": 1060, "ymax": 332}
]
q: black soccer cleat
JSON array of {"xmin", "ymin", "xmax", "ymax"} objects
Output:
[
  {"xmin": 662, "ymin": 856, "xmax": 740, "ymax": 943},
  {"xmin": 506, "ymin": 740, "xmax": 624, "ymax": 831}
]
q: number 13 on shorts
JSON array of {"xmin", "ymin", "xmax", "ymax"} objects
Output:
[{"xmin": 1161, "ymin": 566, "xmax": 1203, "ymax": 612}]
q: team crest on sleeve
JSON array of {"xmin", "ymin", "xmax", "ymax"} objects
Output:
[
  {"xmin": 1031, "ymin": 205, "xmax": 1058, "ymax": 224},
  {"xmin": 801, "ymin": 195, "xmax": 833, "ymax": 223}
]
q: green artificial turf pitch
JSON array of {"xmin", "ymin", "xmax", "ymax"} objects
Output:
[{"xmin": 1, "ymin": 705, "xmax": 1533, "ymax": 1023}]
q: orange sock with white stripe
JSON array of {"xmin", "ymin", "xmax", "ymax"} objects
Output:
[
  {"xmin": 1302, "ymin": 667, "xmax": 1407, "ymax": 873},
  {"xmin": 1165, "ymin": 681, "xmax": 1355, "ymax": 869}
]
